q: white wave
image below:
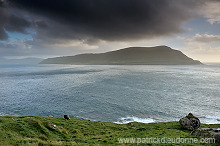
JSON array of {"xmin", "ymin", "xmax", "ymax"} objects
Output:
[
  {"xmin": 200, "ymin": 115, "xmax": 220, "ymax": 124},
  {"xmin": 115, "ymin": 116, "xmax": 155, "ymax": 124}
]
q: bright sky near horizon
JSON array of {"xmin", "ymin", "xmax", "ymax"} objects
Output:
[{"xmin": 1, "ymin": 0, "xmax": 220, "ymax": 62}]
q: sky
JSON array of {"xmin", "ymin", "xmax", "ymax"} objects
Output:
[{"xmin": 1, "ymin": 0, "xmax": 220, "ymax": 62}]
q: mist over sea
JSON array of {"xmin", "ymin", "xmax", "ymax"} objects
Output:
[{"xmin": 0, "ymin": 64, "xmax": 220, "ymax": 124}]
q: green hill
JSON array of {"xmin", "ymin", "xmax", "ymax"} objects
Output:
[
  {"xmin": 0, "ymin": 116, "xmax": 219, "ymax": 145},
  {"xmin": 40, "ymin": 46, "xmax": 202, "ymax": 65}
]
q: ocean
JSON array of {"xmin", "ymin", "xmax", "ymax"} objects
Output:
[{"xmin": 0, "ymin": 64, "xmax": 220, "ymax": 124}]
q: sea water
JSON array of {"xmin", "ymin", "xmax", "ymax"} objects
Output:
[{"xmin": 0, "ymin": 64, "xmax": 220, "ymax": 124}]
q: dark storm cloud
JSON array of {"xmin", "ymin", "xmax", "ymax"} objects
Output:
[
  {"xmin": 5, "ymin": 14, "xmax": 31, "ymax": 33},
  {"xmin": 0, "ymin": 28, "xmax": 8, "ymax": 40},
  {"xmin": 0, "ymin": 5, "xmax": 8, "ymax": 40},
  {"xmin": 1, "ymin": 0, "xmax": 206, "ymax": 42},
  {"xmin": 0, "ymin": 0, "xmax": 31, "ymax": 40},
  {"xmin": 0, "ymin": 0, "xmax": 4, "ymax": 6},
  {"xmin": 0, "ymin": 14, "xmax": 31, "ymax": 40}
]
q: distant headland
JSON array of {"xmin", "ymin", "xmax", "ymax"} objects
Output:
[{"xmin": 40, "ymin": 46, "xmax": 202, "ymax": 65}]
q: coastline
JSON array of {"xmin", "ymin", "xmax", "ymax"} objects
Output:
[{"xmin": 0, "ymin": 116, "xmax": 219, "ymax": 145}]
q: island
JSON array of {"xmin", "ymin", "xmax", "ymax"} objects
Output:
[{"xmin": 40, "ymin": 46, "xmax": 202, "ymax": 65}]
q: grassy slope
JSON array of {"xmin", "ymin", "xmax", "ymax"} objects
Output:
[{"xmin": 0, "ymin": 116, "xmax": 219, "ymax": 145}]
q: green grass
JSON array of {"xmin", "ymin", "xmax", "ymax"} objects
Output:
[{"xmin": 0, "ymin": 116, "xmax": 219, "ymax": 145}]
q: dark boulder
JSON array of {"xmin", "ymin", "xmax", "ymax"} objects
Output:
[
  {"xmin": 179, "ymin": 113, "xmax": 200, "ymax": 130},
  {"xmin": 191, "ymin": 128, "xmax": 220, "ymax": 142}
]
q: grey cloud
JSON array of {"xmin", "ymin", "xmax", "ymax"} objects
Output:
[
  {"xmin": 200, "ymin": 1, "xmax": 220, "ymax": 24},
  {"xmin": 5, "ymin": 14, "xmax": 31, "ymax": 33},
  {"xmin": 0, "ymin": 0, "xmax": 5, "ymax": 7},
  {"xmin": 0, "ymin": 27, "xmax": 7, "ymax": 40},
  {"xmin": 0, "ymin": 0, "xmax": 32, "ymax": 40},
  {"xmin": 0, "ymin": 7, "xmax": 8, "ymax": 40},
  {"xmin": 1, "ymin": 0, "xmax": 206, "ymax": 43},
  {"xmin": 0, "ymin": 40, "xmax": 31, "ymax": 56},
  {"xmin": 190, "ymin": 34, "xmax": 220, "ymax": 43},
  {"xmin": 1, "ymin": 0, "xmax": 217, "ymax": 58}
]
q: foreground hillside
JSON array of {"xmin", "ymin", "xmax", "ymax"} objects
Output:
[
  {"xmin": 40, "ymin": 46, "xmax": 202, "ymax": 65},
  {"xmin": 0, "ymin": 116, "xmax": 219, "ymax": 145}
]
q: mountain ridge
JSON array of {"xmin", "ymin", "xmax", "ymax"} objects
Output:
[
  {"xmin": 0, "ymin": 57, "xmax": 43, "ymax": 64},
  {"xmin": 40, "ymin": 46, "xmax": 202, "ymax": 65}
]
